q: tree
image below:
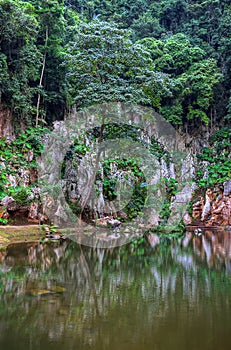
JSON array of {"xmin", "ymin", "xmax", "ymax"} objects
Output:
[
  {"xmin": 64, "ymin": 20, "xmax": 171, "ymax": 109},
  {"xmin": 30, "ymin": 0, "xmax": 67, "ymax": 124},
  {"xmin": 160, "ymin": 0, "xmax": 187, "ymax": 31},
  {"xmin": 177, "ymin": 58, "xmax": 223, "ymax": 123},
  {"xmin": 0, "ymin": 0, "xmax": 41, "ymax": 124},
  {"xmin": 138, "ymin": 34, "xmax": 222, "ymax": 125}
]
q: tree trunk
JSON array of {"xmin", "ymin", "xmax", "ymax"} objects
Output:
[
  {"xmin": 36, "ymin": 26, "xmax": 49, "ymax": 127},
  {"xmin": 0, "ymin": 105, "xmax": 15, "ymax": 141}
]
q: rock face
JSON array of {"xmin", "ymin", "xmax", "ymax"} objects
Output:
[
  {"xmin": 0, "ymin": 194, "xmax": 48, "ymax": 225},
  {"xmin": 28, "ymin": 202, "xmax": 39, "ymax": 222},
  {"xmin": 3, "ymin": 105, "xmax": 222, "ymax": 229},
  {"xmin": 192, "ymin": 197, "xmax": 204, "ymax": 219},
  {"xmin": 37, "ymin": 107, "xmax": 198, "ymax": 229},
  {"xmin": 191, "ymin": 185, "xmax": 231, "ymax": 226},
  {"xmin": 0, "ymin": 207, "xmax": 9, "ymax": 220},
  {"xmin": 169, "ymin": 183, "xmax": 196, "ymax": 225},
  {"xmin": 1, "ymin": 196, "xmax": 19, "ymax": 211}
]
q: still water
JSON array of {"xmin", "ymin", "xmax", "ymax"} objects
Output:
[{"xmin": 0, "ymin": 230, "xmax": 231, "ymax": 350}]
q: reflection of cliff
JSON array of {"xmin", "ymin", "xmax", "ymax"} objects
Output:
[
  {"xmin": 148, "ymin": 230, "xmax": 231, "ymax": 272},
  {"xmin": 0, "ymin": 239, "xmax": 231, "ymax": 349},
  {"xmin": 192, "ymin": 231, "xmax": 231, "ymax": 271}
]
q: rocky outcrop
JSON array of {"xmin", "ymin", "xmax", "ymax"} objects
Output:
[
  {"xmin": 1, "ymin": 196, "xmax": 19, "ymax": 211},
  {"xmin": 37, "ymin": 106, "xmax": 199, "ymax": 230},
  {"xmin": 191, "ymin": 181, "xmax": 231, "ymax": 226},
  {"xmin": 0, "ymin": 188, "xmax": 48, "ymax": 225},
  {"xmin": 169, "ymin": 183, "xmax": 196, "ymax": 225},
  {"xmin": 192, "ymin": 197, "xmax": 204, "ymax": 219},
  {"xmin": 2, "ymin": 104, "xmax": 223, "ymax": 230},
  {"xmin": 95, "ymin": 216, "xmax": 122, "ymax": 228}
]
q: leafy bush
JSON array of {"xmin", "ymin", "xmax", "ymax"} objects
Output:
[
  {"xmin": 0, "ymin": 127, "xmax": 49, "ymax": 203},
  {"xmin": 0, "ymin": 218, "xmax": 8, "ymax": 225},
  {"xmin": 8, "ymin": 187, "xmax": 31, "ymax": 206},
  {"xmin": 196, "ymin": 127, "xmax": 231, "ymax": 187}
]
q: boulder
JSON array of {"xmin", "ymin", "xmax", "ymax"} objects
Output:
[
  {"xmin": 107, "ymin": 218, "xmax": 121, "ymax": 228},
  {"xmin": 95, "ymin": 216, "xmax": 121, "ymax": 228},
  {"xmin": 1, "ymin": 196, "xmax": 19, "ymax": 211}
]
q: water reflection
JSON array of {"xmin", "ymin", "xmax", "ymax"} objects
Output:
[
  {"xmin": 185, "ymin": 230, "xmax": 231, "ymax": 272},
  {"xmin": 0, "ymin": 232, "xmax": 231, "ymax": 350}
]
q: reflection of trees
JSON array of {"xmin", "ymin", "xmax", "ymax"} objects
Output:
[{"xmin": 0, "ymin": 236, "xmax": 231, "ymax": 349}]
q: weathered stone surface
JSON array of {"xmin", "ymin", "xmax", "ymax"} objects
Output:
[
  {"xmin": 6, "ymin": 174, "xmax": 17, "ymax": 187},
  {"xmin": 107, "ymin": 218, "xmax": 121, "ymax": 228},
  {"xmin": 201, "ymin": 189, "xmax": 216, "ymax": 221},
  {"xmin": 148, "ymin": 208, "xmax": 160, "ymax": 226},
  {"xmin": 28, "ymin": 202, "xmax": 39, "ymax": 220},
  {"xmin": 18, "ymin": 168, "xmax": 30, "ymax": 187},
  {"xmin": 1, "ymin": 196, "xmax": 19, "ymax": 211},
  {"xmin": 25, "ymin": 149, "xmax": 34, "ymax": 162},
  {"xmin": 95, "ymin": 216, "xmax": 121, "ymax": 228},
  {"xmin": 169, "ymin": 183, "xmax": 196, "ymax": 224},
  {"xmin": 0, "ymin": 206, "xmax": 9, "ymax": 219},
  {"xmin": 192, "ymin": 197, "xmax": 204, "ymax": 219},
  {"xmin": 183, "ymin": 212, "xmax": 192, "ymax": 225},
  {"xmin": 224, "ymin": 180, "xmax": 231, "ymax": 196},
  {"xmin": 190, "ymin": 185, "xmax": 231, "ymax": 226}
]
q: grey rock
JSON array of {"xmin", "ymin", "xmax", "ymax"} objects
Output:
[
  {"xmin": 107, "ymin": 219, "xmax": 121, "ymax": 228},
  {"xmin": 224, "ymin": 180, "xmax": 231, "ymax": 196},
  {"xmin": 1, "ymin": 196, "xmax": 19, "ymax": 211}
]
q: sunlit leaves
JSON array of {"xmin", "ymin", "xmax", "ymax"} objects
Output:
[{"xmin": 65, "ymin": 20, "xmax": 171, "ymax": 108}]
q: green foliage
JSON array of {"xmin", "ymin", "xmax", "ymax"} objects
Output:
[
  {"xmin": 103, "ymin": 124, "xmax": 140, "ymax": 142},
  {"xmin": 0, "ymin": 0, "xmax": 229, "ymax": 128},
  {"xmin": 196, "ymin": 127, "xmax": 231, "ymax": 188},
  {"xmin": 139, "ymin": 34, "xmax": 205, "ymax": 75},
  {"xmin": 225, "ymin": 96, "xmax": 231, "ymax": 120},
  {"xmin": 0, "ymin": 218, "xmax": 8, "ymax": 225},
  {"xmin": 0, "ymin": 127, "xmax": 49, "ymax": 200},
  {"xmin": 149, "ymin": 220, "xmax": 186, "ymax": 239},
  {"xmin": 160, "ymin": 104, "xmax": 183, "ymax": 125},
  {"xmin": 0, "ymin": 0, "xmax": 68, "ymax": 124},
  {"xmin": 31, "ymin": 0, "xmax": 67, "ymax": 122},
  {"xmin": 159, "ymin": 177, "xmax": 178, "ymax": 222},
  {"xmin": 139, "ymin": 35, "xmax": 223, "ymax": 125},
  {"xmin": 73, "ymin": 143, "xmax": 90, "ymax": 156},
  {"xmin": 159, "ymin": 202, "xmax": 171, "ymax": 223},
  {"xmin": 150, "ymin": 136, "xmax": 169, "ymax": 161},
  {"xmin": 99, "ymin": 158, "xmax": 147, "ymax": 218},
  {"xmin": 8, "ymin": 186, "xmax": 31, "ymax": 206},
  {"xmin": 166, "ymin": 177, "xmax": 178, "ymax": 198},
  {"xmin": 65, "ymin": 20, "xmax": 171, "ymax": 108},
  {"xmin": 0, "ymin": 0, "xmax": 229, "ymax": 127},
  {"xmin": 0, "ymin": 0, "xmax": 42, "ymax": 121}
]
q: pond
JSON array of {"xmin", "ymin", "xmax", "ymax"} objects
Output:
[{"xmin": 0, "ymin": 230, "xmax": 231, "ymax": 350}]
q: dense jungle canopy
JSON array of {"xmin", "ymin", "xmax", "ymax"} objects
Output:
[{"xmin": 0, "ymin": 0, "xmax": 230, "ymax": 129}]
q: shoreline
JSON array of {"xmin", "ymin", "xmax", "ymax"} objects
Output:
[
  {"xmin": 0, "ymin": 225, "xmax": 43, "ymax": 247},
  {"xmin": 1, "ymin": 224, "xmax": 231, "ymax": 249}
]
